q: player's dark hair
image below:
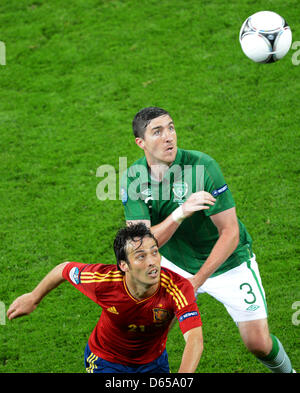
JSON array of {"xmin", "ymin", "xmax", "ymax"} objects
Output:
[
  {"xmin": 132, "ymin": 107, "xmax": 170, "ymax": 138},
  {"xmin": 113, "ymin": 223, "xmax": 158, "ymax": 274}
]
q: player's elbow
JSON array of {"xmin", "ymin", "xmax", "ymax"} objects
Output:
[
  {"xmin": 55, "ymin": 262, "xmax": 70, "ymax": 279},
  {"xmin": 231, "ymin": 223, "xmax": 240, "ymax": 250},
  {"xmin": 198, "ymin": 333, "xmax": 204, "ymax": 357},
  {"xmin": 222, "ymin": 222, "xmax": 240, "ymax": 250},
  {"xmin": 196, "ymin": 338, "xmax": 204, "ymax": 360},
  {"xmin": 187, "ymin": 327, "xmax": 204, "ymax": 367},
  {"xmin": 185, "ymin": 326, "xmax": 203, "ymax": 352},
  {"xmin": 60, "ymin": 261, "xmax": 70, "ymax": 269},
  {"xmin": 233, "ymin": 223, "xmax": 240, "ymax": 249}
]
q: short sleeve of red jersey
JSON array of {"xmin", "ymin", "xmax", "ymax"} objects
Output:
[
  {"xmin": 62, "ymin": 262, "xmax": 122, "ymax": 304},
  {"xmin": 161, "ymin": 268, "xmax": 202, "ymax": 335}
]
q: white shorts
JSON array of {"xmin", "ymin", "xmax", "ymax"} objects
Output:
[{"xmin": 161, "ymin": 254, "xmax": 268, "ymax": 323}]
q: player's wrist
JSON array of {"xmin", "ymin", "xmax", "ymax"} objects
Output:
[
  {"xmin": 171, "ymin": 205, "xmax": 186, "ymax": 224},
  {"xmin": 30, "ymin": 289, "xmax": 43, "ymax": 305}
]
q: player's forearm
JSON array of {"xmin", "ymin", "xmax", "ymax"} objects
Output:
[
  {"xmin": 31, "ymin": 262, "xmax": 68, "ymax": 304},
  {"xmin": 151, "ymin": 204, "xmax": 194, "ymax": 248},
  {"xmin": 151, "ymin": 193, "xmax": 216, "ymax": 247},
  {"xmin": 7, "ymin": 262, "xmax": 68, "ymax": 320},
  {"xmin": 193, "ymin": 227, "xmax": 239, "ymax": 288},
  {"xmin": 126, "ymin": 217, "xmax": 180, "ymax": 248},
  {"xmin": 150, "ymin": 215, "xmax": 180, "ymax": 248},
  {"xmin": 178, "ymin": 327, "xmax": 203, "ymax": 373}
]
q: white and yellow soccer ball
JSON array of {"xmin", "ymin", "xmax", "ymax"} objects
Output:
[{"xmin": 239, "ymin": 11, "xmax": 292, "ymax": 63}]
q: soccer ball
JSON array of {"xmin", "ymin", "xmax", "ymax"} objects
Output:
[{"xmin": 239, "ymin": 11, "xmax": 292, "ymax": 63}]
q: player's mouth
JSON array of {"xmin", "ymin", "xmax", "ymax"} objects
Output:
[
  {"xmin": 165, "ymin": 145, "xmax": 174, "ymax": 153},
  {"xmin": 148, "ymin": 267, "xmax": 159, "ymax": 278}
]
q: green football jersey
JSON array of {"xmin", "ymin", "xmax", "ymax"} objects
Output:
[{"xmin": 122, "ymin": 148, "xmax": 253, "ymax": 276}]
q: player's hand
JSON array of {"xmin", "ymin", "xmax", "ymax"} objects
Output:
[
  {"xmin": 188, "ymin": 276, "xmax": 201, "ymax": 294},
  {"xmin": 7, "ymin": 293, "xmax": 38, "ymax": 320},
  {"xmin": 182, "ymin": 191, "xmax": 216, "ymax": 218}
]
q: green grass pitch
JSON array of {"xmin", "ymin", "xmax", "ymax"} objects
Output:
[{"xmin": 0, "ymin": 0, "xmax": 299, "ymax": 373}]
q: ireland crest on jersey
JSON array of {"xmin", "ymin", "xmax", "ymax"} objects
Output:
[{"xmin": 172, "ymin": 182, "xmax": 188, "ymax": 205}]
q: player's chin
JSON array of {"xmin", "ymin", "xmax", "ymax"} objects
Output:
[
  {"xmin": 163, "ymin": 148, "xmax": 177, "ymax": 162},
  {"xmin": 147, "ymin": 276, "xmax": 160, "ymax": 286}
]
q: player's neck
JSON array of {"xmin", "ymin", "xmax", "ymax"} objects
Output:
[
  {"xmin": 145, "ymin": 157, "xmax": 172, "ymax": 182},
  {"xmin": 149, "ymin": 164, "xmax": 169, "ymax": 182},
  {"xmin": 125, "ymin": 276, "xmax": 159, "ymax": 300}
]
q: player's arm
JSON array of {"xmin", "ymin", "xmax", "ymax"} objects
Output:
[
  {"xmin": 127, "ymin": 191, "xmax": 216, "ymax": 247},
  {"xmin": 127, "ymin": 216, "xmax": 179, "ymax": 247},
  {"xmin": 190, "ymin": 207, "xmax": 239, "ymax": 290},
  {"xmin": 178, "ymin": 326, "xmax": 203, "ymax": 373},
  {"xmin": 7, "ymin": 262, "xmax": 68, "ymax": 320}
]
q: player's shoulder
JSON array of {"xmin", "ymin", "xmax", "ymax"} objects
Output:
[
  {"xmin": 160, "ymin": 266, "xmax": 192, "ymax": 288},
  {"xmin": 160, "ymin": 267, "xmax": 194, "ymax": 309},
  {"xmin": 77, "ymin": 262, "xmax": 117, "ymax": 273},
  {"xmin": 127, "ymin": 156, "xmax": 147, "ymax": 176},
  {"xmin": 79, "ymin": 263, "xmax": 123, "ymax": 284},
  {"xmin": 120, "ymin": 156, "xmax": 148, "ymax": 188},
  {"xmin": 63, "ymin": 262, "xmax": 123, "ymax": 285},
  {"xmin": 178, "ymin": 148, "xmax": 215, "ymax": 166}
]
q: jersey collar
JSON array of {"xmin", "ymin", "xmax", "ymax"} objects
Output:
[{"xmin": 122, "ymin": 276, "xmax": 161, "ymax": 304}]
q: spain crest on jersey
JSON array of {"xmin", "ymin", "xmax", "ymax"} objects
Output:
[{"xmin": 153, "ymin": 308, "xmax": 171, "ymax": 324}]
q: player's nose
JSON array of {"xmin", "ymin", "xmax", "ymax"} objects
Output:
[
  {"xmin": 163, "ymin": 128, "xmax": 174, "ymax": 142},
  {"xmin": 147, "ymin": 255, "xmax": 158, "ymax": 267}
]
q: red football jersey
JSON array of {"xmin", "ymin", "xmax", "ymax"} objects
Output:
[{"xmin": 63, "ymin": 263, "xmax": 202, "ymax": 365}]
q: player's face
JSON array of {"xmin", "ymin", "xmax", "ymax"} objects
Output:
[
  {"xmin": 135, "ymin": 115, "xmax": 177, "ymax": 166},
  {"xmin": 125, "ymin": 236, "xmax": 161, "ymax": 287}
]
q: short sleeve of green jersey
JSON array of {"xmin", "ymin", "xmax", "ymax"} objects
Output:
[
  {"xmin": 204, "ymin": 159, "xmax": 235, "ymax": 216},
  {"xmin": 121, "ymin": 170, "xmax": 151, "ymax": 221}
]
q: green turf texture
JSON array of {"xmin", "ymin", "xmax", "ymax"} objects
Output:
[{"xmin": 0, "ymin": 0, "xmax": 299, "ymax": 373}]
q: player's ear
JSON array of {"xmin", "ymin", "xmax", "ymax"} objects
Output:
[
  {"xmin": 135, "ymin": 137, "xmax": 145, "ymax": 150},
  {"xmin": 119, "ymin": 260, "xmax": 129, "ymax": 273}
]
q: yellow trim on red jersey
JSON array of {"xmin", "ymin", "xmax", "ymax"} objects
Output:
[
  {"xmin": 122, "ymin": 277, "xmax": 160, "ymax": 303},
  {"xmin": 160, "ymin": 272, "xmax": 188, "ymax": 310},
  {"xmin": 80, "ymin": 269, "xmax": 123, "ymax": 284}
]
